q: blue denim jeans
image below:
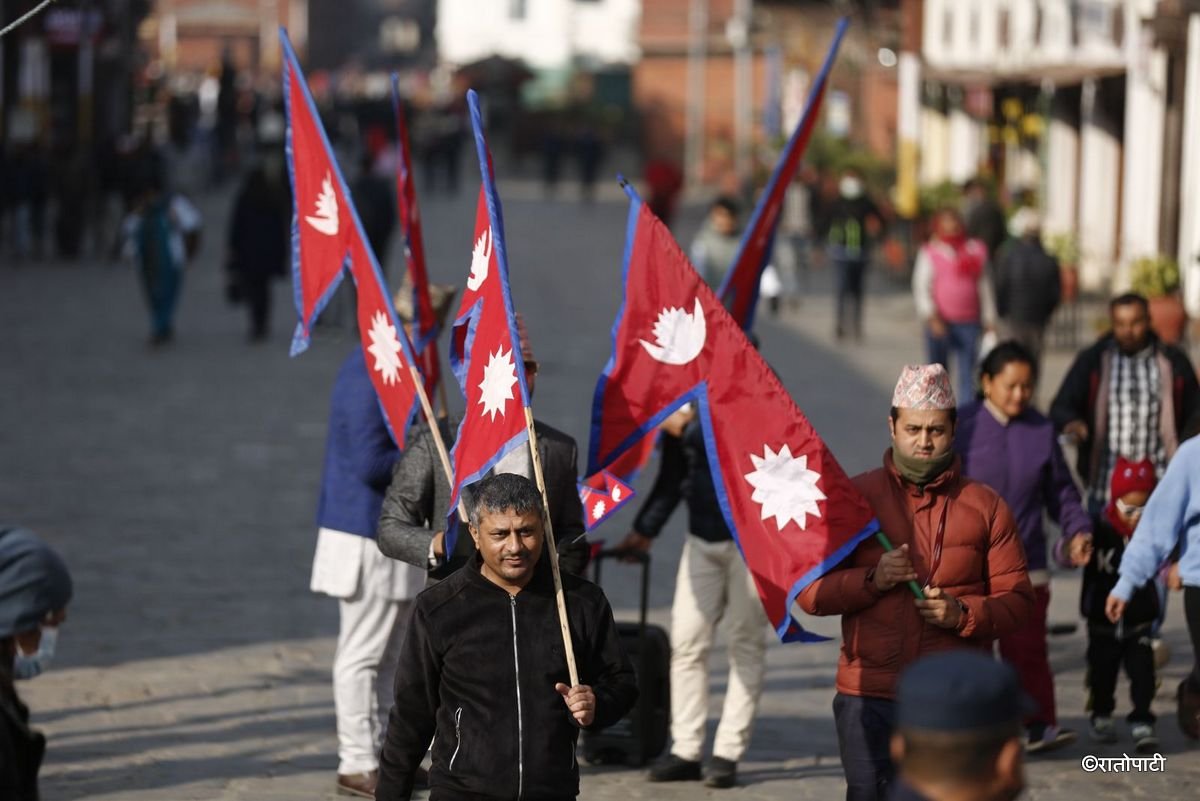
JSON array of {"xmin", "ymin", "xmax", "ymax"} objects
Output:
[
  {"xmin": 833, "ymin": 692, "xmax": 896, "ymax": 801},
  {"xmin": 925, "ymin": 321, "xmax": 981, "ymax": 403}
]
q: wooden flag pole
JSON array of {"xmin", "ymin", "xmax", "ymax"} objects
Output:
[
  {"xmin": 409, "ymin": 365, "xmax": 467, "ymax": 523},
  {"xmin": 524, "ymin": 406, "xmax": 581, "ymax": 687}
]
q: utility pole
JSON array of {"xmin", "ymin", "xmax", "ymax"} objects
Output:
[{"xmin": 685, "ymin": 0, "xmax": 708, "ymax": 187}]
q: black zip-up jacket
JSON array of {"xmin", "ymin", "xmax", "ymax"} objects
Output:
[
  {"xmin": 633, "ymin": 420, "xmax": 731, "ymax": 542},
  {"xmin": 376, "ymin": 554, "xmax": 638, "ymax": 801},
  {"xmin": 1081, "ymin": 515, "xmax": 1160, "ymax": 632}
]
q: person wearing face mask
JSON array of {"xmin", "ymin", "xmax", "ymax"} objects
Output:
[
  {"xmin": 0, "ymin": 525, "xmax": 73, "ymax": 801},
  {"xmin": 1058, "ymin": 459, "xmax": 1163, "ymax": 752},
  {"xmin": 798, "ymin": 364, "xmax": 1034, "ymax": 801},
  {"xmin": 912, "ymin": 208, "xmax": 997, "ymax": 404},
  {"xmin": 955, "ymin": 342, "xmax": 1092, "ymax": 754},
  {"xmin": 819, "ymin": 168, "xmax": 884, "ymax": 341}
]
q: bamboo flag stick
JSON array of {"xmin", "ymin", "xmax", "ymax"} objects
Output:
[
  {"xmin": 524, "ymin": 406, "xmax": 581, "ymax": 687},
  {"xmin": 409, "ymin": 365, "xmax": 467, "ymax": 523}
]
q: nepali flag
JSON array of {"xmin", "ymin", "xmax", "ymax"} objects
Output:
[
  {"xmin": 444, "ymin": 90, "xmax": 532, "ymax": 551},
  {"xmin": 390, "ymin": 75, "xmax": 442, "ymax": 400},
  {"xmin": 281, "ymin": 30, "xmax": 353, "ymax": 356},
  {"xmin": 589, "ymin": 187, "xmax": 878, "ymax": 642},
  {"xmin": 717, "ymin": 17, "xmax": 849, "ymax": 330},
  {"xmin": 281, "ymin": 29, "xmax": 421, "ymax": 447},
  {"xmin": 578, "ymin": 471, "xmax": 636, "ymax": 532}
]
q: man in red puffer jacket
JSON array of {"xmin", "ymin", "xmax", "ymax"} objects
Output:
[{"xmin": 799, "ymin": 363, "xmax": 1034, "ymax": 801}]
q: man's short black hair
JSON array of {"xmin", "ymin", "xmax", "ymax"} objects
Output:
[
  {"xmin": 712, "ymin": 195, "xmax": 741, "ymax": 217},
  {"xmin": 467, "ymin": 473, "xmax": 545, "ymax": 528},
  {"xmin": 897, "ymin": 720, "xmax": 1021, "ymax": 783},
  {"xmin": 1110, "ymin": 292, "xmax": 1149, "ymax": 316},
  {"xmin": 890, "ymin": 406, "xmax": 958, "ymax": 426}
]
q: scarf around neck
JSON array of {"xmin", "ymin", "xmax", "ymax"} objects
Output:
[{"xmin": 892, "ymin": 449, "xmax": 955, "ymax": 488}]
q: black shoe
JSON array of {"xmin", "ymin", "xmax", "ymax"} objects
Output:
[
  {"xmin": 704, "ymin": 756, "xmax": 737, "ymax": 788},
  {"xmin": 648, "ymin": 754, "xmax": 701, "ymax": 782}
]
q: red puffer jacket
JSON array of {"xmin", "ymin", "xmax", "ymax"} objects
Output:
[{"xmin": 798, "ymin": 450, "xmax": 1034, "ymax": 700}]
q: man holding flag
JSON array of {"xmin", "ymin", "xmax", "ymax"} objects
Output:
[{"xmin": 797, "ymin": 364, "xmax": 1033, "ymax": 801}]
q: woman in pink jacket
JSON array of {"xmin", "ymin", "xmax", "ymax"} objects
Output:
[{"xmin": 912, "ymin": 208, "xmax": 997, "ymax": 402}]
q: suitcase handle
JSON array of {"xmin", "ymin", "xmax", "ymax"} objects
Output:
[{"xmin": 591, "ymin": 548, "xmax": 651, "ymax": 631}]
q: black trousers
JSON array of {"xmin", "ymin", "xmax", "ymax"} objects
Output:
[
  {"xmin": 1187, "ymin": 586, "xmax": 1200, "ymax": 692},
  {"xmin": 1087, "ymin": 623, "xmax": 1156, "ymax": 723},
  {"xmin": 833, "ymin": 693, "xmax": 895, "ymax": 801}
]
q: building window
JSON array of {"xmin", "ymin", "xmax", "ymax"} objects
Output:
[
  {"xmin": 943, "ymin": 9, "xmax": 953, "ymax": 47},
  {"xmin": 998, "ymin": 9, "xmax": 1010, "ymax": 48},
  {"xmin": 510, "ymin": 0, "xmax": 527, "ymax": 19}
]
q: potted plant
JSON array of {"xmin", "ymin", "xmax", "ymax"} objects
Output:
[
  {"xmin": 1045, "ymin": 232, "xmax": 1081, "ymax": 303},
  {"xmin": 1129, "ymin": 254, "xmax": 1187, "ymax": 344}
]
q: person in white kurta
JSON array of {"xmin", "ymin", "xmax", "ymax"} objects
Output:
[{"xmin": 311, "ymin": 349, "xmax": 425, "ymax": 798}]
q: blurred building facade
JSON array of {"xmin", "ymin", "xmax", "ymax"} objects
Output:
[
  {"xmin": 634, "ymin": 0, "xmax": 902, "ymax": 187},
  {"xmin": 141, "ymin": 0, "xmax": 304, "ymax": 76},
  {"xmin": 913, "ymin": 0, "xmax": 1200, "ymax": 313},
  {"xmin": 1, "ymin": 0, "xmax": 150, "ymax": 153}
]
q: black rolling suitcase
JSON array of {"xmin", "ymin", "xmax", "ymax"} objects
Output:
[{"xmin": 582, "ymin": 549, "xmax": 670, "ymax": 767}]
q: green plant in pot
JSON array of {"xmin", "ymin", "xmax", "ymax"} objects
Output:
[
  {"xmin": 1046, "ymin": 232, "xmax": 1081, "ymax": 303},
  {"xmin": 1129, "ymin": 254, "xmax": 1187, "ymax": 344}
]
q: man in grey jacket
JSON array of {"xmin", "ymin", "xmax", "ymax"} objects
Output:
[{"xmin": 377, "ymin": 323, "xmax": 589, "ymax": 577}]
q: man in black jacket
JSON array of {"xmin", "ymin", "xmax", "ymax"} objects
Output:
[
  {"xmin": 1050, "ymin": 293, "xmax": 1199, "ymax": 509},
  {"xmin": 376, "ymin": 474, "xmax": 638, "ymax": 801},
  {"xmin": 992, "ymin": 209, "xmax": 1060, "ymax": 364}
]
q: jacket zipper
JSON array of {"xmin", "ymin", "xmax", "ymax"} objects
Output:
[
  {"xmin": 449, "ymin": 706, "xmax": 463, "ymax": 772},
  {"xmin": 511, "ymin": 595, "xmax": 525, "ymax": 800}
]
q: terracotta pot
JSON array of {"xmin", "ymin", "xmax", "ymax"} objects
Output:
[
  {"xmin": 1149, "ymin": 293, "xmax": 1188, "ymax": 345},
  {"xmin": 1060, "ymin": 266, "xmax": 1079, "ymax": 304}
]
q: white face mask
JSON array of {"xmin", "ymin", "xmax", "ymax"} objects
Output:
[
  {"xmin": 840, "ymin": 177, "xmax": 864, "ymax": 199},
  {"xmin": 13, "ymin": 627, "xmax": 58, "ymax": 680}
]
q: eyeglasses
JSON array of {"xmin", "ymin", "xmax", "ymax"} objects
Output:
[
  {"xmin": 523, "ymin": 360, "xmax": 539, "ymax": 376},
  {"xmin": 1115, "ymin": 499, "xmax": 1145, "ymax": 516}
]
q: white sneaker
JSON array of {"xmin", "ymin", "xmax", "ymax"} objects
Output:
[
  {"xmin": 1130, "ymin": 722, "xmax": 1158, "ymax": 754},
  {"xmin": 1090, "ymin": 716, "xmax": 1118, "ymax": 744}
]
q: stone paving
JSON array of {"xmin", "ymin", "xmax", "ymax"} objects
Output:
[{"xmin": 2, "ymin": 175, "xmax": 1197, "ymax": 800}]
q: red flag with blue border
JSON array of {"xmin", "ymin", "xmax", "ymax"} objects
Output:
[
  {"xmin": 717, "ymin": 18, "xmax": 849, "ymax": 330},
  {"xmin": 589, "ymin": 186, "xmax": 878, "ymax": 642}
]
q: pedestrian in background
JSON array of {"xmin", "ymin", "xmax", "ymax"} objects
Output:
[
  {"xmin": 1105, "ymin": 420, "xmax": 1200, "ymax": 741},
  {"xmin": 962, "ymin": 177, "xmax": 1008, "ymax": 259},
  {"xmin": 310, "ymin": 348, "xmax": 427, "ymax": 798},
  {"xmin": 888, "ymin": 651, "xmax": 1029, "ymax": 801},
  {"xmin": 991, "ymin": 209, "xmax": 1061, "ymax": 366},
  {"xmin": 819, "ymin": 167, "xmax": 883, "ymax": 341},
  {"xmin": 122, "ymin": 161, "xmax": 203, "ymax": 347},
  {"xmin": 226, "ymin": 114, "xmax": 290, "ymax": 343},
  {"xmin": 690, "ymin": 196, "xmax": 743, "ymax": 291},
  {"xmin": 912, "ymin": 208, "xmax": 996, "ymax": 403},
  {"xmin": 956, "ymin": 342, "xmax": 1090, "ymax": 754},
  {"xmin": 1050, "ymin": 293, "xmax": 1200, "ymax": 510},
  {"xmin": 1059, "ymin": 459, "xmax": 1162, "ymax": 752},
  {"xmin": 0, "ymin": 525, "xmax": 73, "ymax": 801}
]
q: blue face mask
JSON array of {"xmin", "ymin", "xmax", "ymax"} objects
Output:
[{"xmin": 13, "ymin": 627, "xmax": 58, "ymax": 680}]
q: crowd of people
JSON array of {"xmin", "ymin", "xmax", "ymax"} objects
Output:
[{"xmin": 293, "ymin": 152, "xmax": 1199, "ymax": 801}]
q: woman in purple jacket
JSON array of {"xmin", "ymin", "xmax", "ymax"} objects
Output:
[{"xmin": 956, "ymin": 341, "xmax": 1094, "ymax": 754}]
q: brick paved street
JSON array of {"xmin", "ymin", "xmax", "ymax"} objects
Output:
[{"xmin": 2, "ymin": 176, "xmax": 1197, "ymax": 800}]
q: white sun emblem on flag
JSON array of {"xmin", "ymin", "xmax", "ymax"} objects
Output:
[
  {"xmin": 366, "ymin": 311, "xmax": 404, "ymax": 386},
  {"xmin": 743, "ymin": 444, "xmax": 826, "ymax": 530},
  {"xmin": 592, "ymin": 500, "xmax": 607, "ymax": 520},
  {"xmin": 477, "ymin": 346, "xmax": 518, "ymax": 420}
]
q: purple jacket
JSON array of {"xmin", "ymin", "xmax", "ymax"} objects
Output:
[{"xmin": 955, "ymin": 400, "xmax": 1091, "ymax": 574}]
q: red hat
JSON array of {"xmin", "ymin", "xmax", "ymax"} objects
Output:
[{"xmin": 1110, "ymin": 457, "xmax": 1156, "ymax": 500}]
